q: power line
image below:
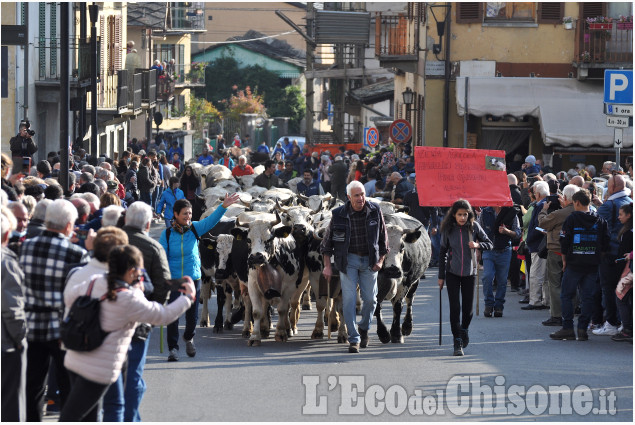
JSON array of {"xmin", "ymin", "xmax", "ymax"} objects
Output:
[{"xmin": 191, "ymin": 30, "xmax": 298, "ymax": 45}]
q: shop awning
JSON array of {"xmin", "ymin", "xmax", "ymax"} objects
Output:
[{"xmin": 456, "ymin": 77, "xmax": 633, "ymax": 149}]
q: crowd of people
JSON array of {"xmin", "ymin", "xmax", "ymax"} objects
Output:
[{"xmin": 1, "ymin": 127, "xmax": 633, "ymax": 419}]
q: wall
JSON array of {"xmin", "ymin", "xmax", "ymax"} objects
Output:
[{"xmin": 1, "ymin": 3, "xmax": 17, "ymax": 155}]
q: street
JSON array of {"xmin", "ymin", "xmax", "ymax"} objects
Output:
[{"xmin": 130, "ymin": 224, "xmax": 634, "ymax": 422}]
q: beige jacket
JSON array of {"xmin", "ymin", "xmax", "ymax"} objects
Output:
[
  {"xmin": 63, "ymin": 275, "xmax": 191, "ymax": 384},
  {"xmin": 538, "ymin": 204, "xmax": 575, "ymax": 253}
]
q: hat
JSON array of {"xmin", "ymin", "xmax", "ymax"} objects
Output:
[
  {"xmin": 138, "ymin": 149, "xmax": 146, "ymax": 156},
  {"xmin": 525, "ymin": 155, "xmax": 536, "ymax": 166},
  {"xmin": 410, "ymin": 173, "xmax": 416, "ymax": 180},
  {"xmin": 351, "ymin": 154, "xmax": 360, "ymax": 162},
  {"xmin": 106, "ymin": 180, "xmax": 118, "ymax": 190},
  {"xmin": 334, "ymin": 156, "xmax": 343, "ymax": 162}
]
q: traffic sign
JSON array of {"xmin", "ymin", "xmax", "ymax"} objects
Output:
[
  {"xmin": 614, "ymin": 128, "xmax": 624, "ymax": 148},
  {"xmin": 604, "ymin": 70, "xmax": 633, "ymax": 104},
  {"xmin": 606, "ymin": 116, "xmax": 630, "ymax": 128},
  {"xmin": 365, "ymin": 127, "xmax": 379, "ymax": 148},
  {"xmin": 606, "ymin": 104, "xmax": 633, "ymax": 116},
  {"xmin": 389, "ymin": 119, "xmax": 412, "ymax": 143}
]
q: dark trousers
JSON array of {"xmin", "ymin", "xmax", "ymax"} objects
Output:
[
  {"xmin": 591, "ymin": 274, "xmax": 604, "ymax": 325},
  {"xmin": 2, "ymin": 346, "xmax": 26, "ymax": 422},
  {"xmin": 599, "ymin": 255, "xmax": 622, "ymax": 326},
  {"xmin": 59, "ymin": 371, "xmax": 110, "ymax": 422},
  {"xmin": 445, "ymin": 272, "xmax": 475, "ymax": 339},
  {"xmin": 167, "ymin": 280, "xmax": 201, "ymax": 350},
  {"xmin": 509, "ymin": 249, "xmax": 521, "ymax": 289},
  {"xmin": 616, "ymin": 288, "xmax": 633, "ymax": 332},
  {"xmin": 26, "ymin": 340, "xmax": 70, "ymax": 422},
  {"xmin": 561, "ymin": 267, "xmax": 599, "ymax": 330}
]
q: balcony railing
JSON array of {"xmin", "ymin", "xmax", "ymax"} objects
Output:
[
  {"xmin": 116, "ymin": 70, "xmax": 143, "ymax": 114},
  {"xmin": 168, "ymin": 3, "xmax": 206, "ymax": 32},
  {"xmin": 34, "ymin": 37, "xmax": 100, "ymax": 83},
  {"xmin": 86, "ymin": 73, "xmax": 119, "ymax": 110},
  {"xmin": 157, "ymin": 76, "xmax": 176, "ymax": 101},
  {"xmin": 375, "ymin": 13, "xmax": 419, "ymax": 58},
  {"xmin": 574, "ymin": 22, "xmax": 633, "ymax": 66},
  {"xmin": 141, "ymin": 69, "xmax": 157, "ymax": 107}
]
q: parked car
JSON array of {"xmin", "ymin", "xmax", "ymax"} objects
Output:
[{"xmin": 276, "ymin": 136, "xmax": 306, "ymax": 151}]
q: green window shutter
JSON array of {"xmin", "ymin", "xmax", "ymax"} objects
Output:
[
  {"xmin": 50, "ymin": 2, "xmax": 57, "ymax": 78},
  {"xmin": 38, "ymin": 3, "xmax": 45, "ymax": 78}
]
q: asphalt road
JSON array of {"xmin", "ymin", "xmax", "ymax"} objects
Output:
[
  {"xmin": 134, "ymin": 223, "xmax": 633, "ymax": 422},
  {"xmin": 43, "ymin": 221, "xmax": 633, "ymax": 422}
]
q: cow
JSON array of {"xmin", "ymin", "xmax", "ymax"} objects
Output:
[
  {"xmin": 374, "ymin": 213, "xmax": 431, "ymax": 343},
  {"xmin": 232, "ymin": 213, "xmax": 301, "ymax": 346}
]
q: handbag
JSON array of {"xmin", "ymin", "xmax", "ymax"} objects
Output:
[{"xmin": 615, "ymin": 272, "xmax": 633, "ymax": 300}]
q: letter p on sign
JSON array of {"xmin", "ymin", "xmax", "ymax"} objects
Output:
[{"xmin": 604, "ymin": 70, "xmax": 633, "ymax": 105}]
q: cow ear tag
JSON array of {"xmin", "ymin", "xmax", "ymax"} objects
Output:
[
  {"xmin": 236, "ymin": 235, "xmax": 242, "ymax": 240},
  {"xmin": 283, "ymin": 232, "xmax": 289, "ymax": 238}
]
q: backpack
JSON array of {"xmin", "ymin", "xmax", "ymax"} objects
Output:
[
  {"xmin": 165, "ymin": 225, "xmax": 200, "ymax": 256},
  {"xmin": 61, "ymin": 278, "xmax": 127, "ymax": 352},
  {"xmin": 568, "ymin": 222, "xmax": 603, "ymax": 265}
]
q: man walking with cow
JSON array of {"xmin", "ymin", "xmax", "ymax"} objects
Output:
[{"xmin": 321, "ymin": 181, "xmax": 390, "ymax": 353}]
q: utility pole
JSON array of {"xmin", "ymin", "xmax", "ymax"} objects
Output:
[
  {"xmin": 306, "ymin": 3, "xmax": 315, "ymax": 144},
  {"xmin": 89, "ymin": 3, "xmax": 99, "ymax": 157},
  {"xmin": 60, "ymin": 2, "xmax": 70, "ymax": 193}
]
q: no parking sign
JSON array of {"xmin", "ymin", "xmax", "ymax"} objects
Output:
[
  {"xmin": 364, "ymin": 127, "xmax": 379, "ymax": 149},
  {"xmin": 389, "ymin": 119, "xmax": 412, "ymax": 144}
]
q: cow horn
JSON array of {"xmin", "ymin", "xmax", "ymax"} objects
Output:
[
  {"xmin": 297, "ymin": 193, "xmax": 308, "ymax": 203},
  {"xmin": 273, "ymin": 211, "xmax": 282, "ymax": 226},
  {"xmin": 235, "ymin": 215, "xmax": 244, "ymax": 227},
  {"xmin": 275, "ymin": 199, "xmax": 290, "ymax": 213},
  {"xmin": 312, "ymin": 232, "xmax": 323, "ymax": 241}
]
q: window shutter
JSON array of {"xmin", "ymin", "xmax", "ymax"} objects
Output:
[
  {"xmin": 50, "ymin": 3, "xmax": 57, "ymax": 78},
  {"xmin": 538, "ymin": 3, "xmax": 564, "ymax": 23},
  {"xmin": 114, "ymin": 15, "xmax": 122, "ymax": 71},
  {"xmin": 581, "ymin": 2, "xmax": 606, "ymax": 19},
  {"xmin": 99, "ymin": 15, "xmax": 106, "ymax": 81},
  {"xmin": 178, "ymin": 95, "xmax": 185, "ymax": 114},
  {"xmin": 456, "ymin": 3, "xmax": 482, "ymax": 24},
  {"xmin": 38, "ymin": 3, "xmax": 46, "ymax": 78}
]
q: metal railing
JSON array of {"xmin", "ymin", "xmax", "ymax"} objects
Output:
[
  {"xmin": 169, "ymin": 3, "xmax": 206, "ymax": 31},
  {"xmin": 574, "ymin": 22, "xmax": 633, "ymax": 65},
  {"xmin": 86, "ymin": 73, "xmax": 118, "ymax": 109},
  {"xmin": 375, "ymin": 13, "xmax": 419, "ymax": 57},
  {"xmin": 34, "ymin": 37, "xmax": 100, "ymax": 82}
]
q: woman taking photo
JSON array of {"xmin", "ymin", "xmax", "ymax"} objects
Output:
[
  {"xmin": 60, "ymin": 245, "xmax": 196, "ymax": 421},
  {"xmin": 438, "ymin": 199, "xmax": 492, "ymax": 356},
  {"xmin": 179, "ymin": 165, "xmax": 200, "ymax": 203}
]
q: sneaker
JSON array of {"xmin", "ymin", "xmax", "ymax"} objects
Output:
[
  {"xmin": 510, "ymin": 286, "xmax": 519, "ymax": 292},
  {"xmin": 549, "ymin": 328, "xmax": 576, "ymax": 340},
  {"xmin": 494, "ymin": 308, "xmax": 503, "ymax": 317},
  {"xmin": 592, "ymin": 321, "xmax": 619, "ymax": 336},
  {"xmin": 577, "ymin": 329, "xmax": 588, "ymax": 341},
  {"xmin": 618, "ymin": 324, "xmax": 624, "ymax": 333},
  {"xmin": 167, "ymin": 348, "xmax": 179, "ymax": 362},
  {"xmin": 453, "ymin": 338, "xmax": 464, "ymax": 356},
  {"xmin": 348, "ymin": 343, "xmax": 360, "ymax": 353},
  {"xmin": 460, "ymin": 329, "xmax": 469, "ymax": 348},
  {"xmin": 359, "ymin": 329, "xmax": 369, "ymax": 348},
  {"xmin": 519, "ymin": 296, "xmax": 530, "ymax": 304},
  {"xmin": 587, "ymin": 322, "xmax": 602, "ymax": 331},
  {"xmin": 611, "ymin": 331, "xmax": 633, "ymax": 342},
  {"xmin": 542, "ymin": 316, "xmax": 563, "ymax": 326},
  {"xmin": 484, "ymin": 306, "xmax": 493, "ymax": 317},
  {"xmin": 185, "ymin": 339, "xmax": 196, "ymax": 357}
]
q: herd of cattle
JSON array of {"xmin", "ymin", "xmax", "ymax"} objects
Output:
[{"xmin": 186, "ymin": 162, "xmax": 432, "ymax": 347}]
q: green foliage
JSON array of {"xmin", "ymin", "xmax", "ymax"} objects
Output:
[
  {"xmin": 187, "ymin": 96, "xmax": 221, "ymax": 139},
  {"xmin": 267, "ymin": 85, "xmax": 306, "ymax": 133}
]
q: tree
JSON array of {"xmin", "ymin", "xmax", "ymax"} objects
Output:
[
  {"xmin": 222, "ymin": 86, "xmax": 266, "ymax": 121},
  {"xmin": 187, "ymin": 96, "xmax": 221, "ymax": 139},
  {"xmin": 267, "ymin": 85, "xmax": 306, "ymax": 133}
]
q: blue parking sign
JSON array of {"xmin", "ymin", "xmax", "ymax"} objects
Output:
[{"xmin": 604, "ymin": 70, "xmax": 633, "ymax": 104}]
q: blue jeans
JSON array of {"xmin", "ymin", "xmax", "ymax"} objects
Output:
[
  {"xmin": 152, "ymin": 186, "xmax": 162, "ymax": 209},
  {"xmin": 124, "ymin": 332, "xmax": 151, "ymax": 422},
  {"xmin": 167, "ymin": 280, "xmax": 201, "ymax": 350},
  {"xmin": 561, "ymin": 267, "xmax": 599, "ymax": 330},
  {"xmin": 339, "ymin": 254, "xmax": 378, "ymax": 344},
  {"xmin": 481, "ymin": 247, "xmax": 512, "ymax": 309},
  {"xmin": 430, "ymin": 229, "xmax": 441, "ymax": 265},
  {"xmin": 101, "ymin": 371, "xmax": 124, "ymax": 422},
  {"xmin": 140, "ymin": 191, "xmax": 152, "ymax": 206}
]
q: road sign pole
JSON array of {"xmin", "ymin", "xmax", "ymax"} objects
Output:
[{"xmin": 614, "ymin": 128, "xmax": 623, "ymax": 168}]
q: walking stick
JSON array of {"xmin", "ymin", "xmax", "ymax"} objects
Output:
[
  {"xmin": 160, "ymin": 325, "xmax": 164, "ymax": 353},
  {"xmin": 439, "ymin": 286, "xmax": 442, "ymax": 345},
  {"xmin": 469, "ymin": 229, "xmax": 480, "ymax": 316}
]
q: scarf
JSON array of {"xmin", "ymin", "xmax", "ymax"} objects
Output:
[{"xmin": 170, "ymin": 219, "xmax": 192, "ymax": 235}]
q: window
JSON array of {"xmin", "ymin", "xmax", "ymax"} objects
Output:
[
  {"xmin": 538, "ymin": 3, "xmax": 564, "ymax": 24},
  {"xmin": 485, "ymin": 2, "xmax": 536, "ymax": 22},
  {"xmin": 456, "ymin": 3, "xmax": 482, "ymax": 23}
]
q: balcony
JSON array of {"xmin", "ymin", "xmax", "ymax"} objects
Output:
[
  {"xmin": 141, "ymin": 69, "xmax": 157, "ymax": 108},
  {"xmin": 573, "ymin": 22, "xmax": 633, "ymax": 71},
  {"xmin": 375, "ymin": 13, "xmax": 419, "ymax": 73},
  {"xmin": 34, "ymin": 37, "xmax": 100, "ymax": 87},
  {"xmin": 172, "ymin": 63, "xmax": 206, "ymax": 88},
  {"xmin": 116, "ymin": 70, "xmax": 143, "ymax": 115},
  {"xmin": 157, "ymin": 76, "xmax": 176, "ymax": 102},
  {"xmin": 166, "ymin": 3, "xmax": 206, "ymax": 33}
]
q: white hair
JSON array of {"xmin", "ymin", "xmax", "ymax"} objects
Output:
[
  {"xmin": 125, "ymin": 201, "xmax": 153, "ymax": 230},
  {"xmin": 80, "ymin": 193, "xmax": 100, "ymax": 210},
  {"xmin": 101, "ymin": 205, "xmax": 124, "ymax": 227},
  {"xmin": 239, "ymin": 155, "xmax": 247, "ymax": 162},
  {"xmin": 543, "ymin": 173, "xmax": 557, "ymax": 182},
  {"xmin": 32, "ymin": 199, "xmax": 53, "ymax": 221},
  {"xmin": 562, "ymin": 184, "xmax": 580, "ymax": 201},
  {"xmin": 0, "ymin": 189, "xmax": 8, "ymax": 207},
  {"xmin": 585, "ymin": 164, "xmax": 596, "ymax": 177},
  {"xmin": 346, "ymin": 180, "xmax": 365, "ymax": 197},
  {"xmin": 507, "ymin": 174, "xmax": 518, "ymax": 185},
  {"xmin": 21, "ymin": 195, "xmax": 36, "ymax": 217},
  {"xmin": 44, "ymin": 199, "xmax": 78, "ymax": 231},
  {"xmin": 533, "ymin": 181, "xmax": 549, "ymax": 198},
  {"xmin": 1, "ymin": 206, "xmax": 16, "ymax": 236}
]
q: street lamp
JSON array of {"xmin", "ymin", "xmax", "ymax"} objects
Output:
[
  {"xmin": 402, "ymin": 87, "xmax": 415, "ymax": 107},
  {"xmin": 429, "ymin": 4, "xmax": 451, "ymax": 55}
]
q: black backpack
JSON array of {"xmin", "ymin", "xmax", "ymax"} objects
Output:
[
  {"xmin": 165, "ymin": 225, "xmax": 200, "ymax": 256},
  {"xmin": 61, "ymin": 278, "xmax": 127, "ymax": 352}
]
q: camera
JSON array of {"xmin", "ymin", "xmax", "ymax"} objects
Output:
[
  {"xmin": 26, "ymin": 129, "xmax": 35, "ymax": 136},
  {"xmin": 21, "ymin": 120, "xmax": 35, "ymax": 136}
]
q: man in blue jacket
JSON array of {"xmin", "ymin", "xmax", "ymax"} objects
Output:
[
  {"xmin": 594, "ymin": 175, "xmax": 633, "ymax": 336},
  {"xmin": 296, "ymin": 170, "xmax": 323, "ymax": 196},
  {"xmin": 159, "ymin": 194, "xmax": 240, "ymax": 361}
]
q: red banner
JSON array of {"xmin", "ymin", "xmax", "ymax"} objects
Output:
[{"xmin": 414, "ymin": 147, "xmax": 513, "ymax": 207}]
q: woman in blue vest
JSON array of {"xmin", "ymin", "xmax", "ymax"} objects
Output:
[{"xmin": 156, "ymin": 176, "xmax": 185, "ymax": 228}]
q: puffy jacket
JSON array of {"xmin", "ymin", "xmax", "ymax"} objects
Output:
[
  {"xmin": 438, "ymin": 222, "xmax": 492, "ymax": 278},
  {"xmin": 597, "ymin": 191, "xmax": 633, "ymax": 255},
  {"xmin": 156, "ymin": 187, "xmax": 185, "ymax": 221},
  {"xmin": 63, "ymin": 275, "xmax": 190, "ymax": 384},
  {"xmin": 159, "ymin": 204, "xmax": 227, "ymax": 280}
]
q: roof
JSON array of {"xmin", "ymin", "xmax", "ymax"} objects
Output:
[
  {"xmin": 204, "ymin": 30, "xmax": 306, "ymax": 69},
  {"xmin": 350, "ymin": 79, "xmax": 394, "ymax": 104},
  {"xmin": 127, "ymin": 2, "xmax": 167, "ymax": 29}
]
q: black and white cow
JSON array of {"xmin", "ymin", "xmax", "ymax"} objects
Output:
[
  {"xmin": 375, "ymin": 213, "xmax": 431, "ymax": 343},
  {"xmin": 232, "ymin": 213, "xmax": 301, "ymax": 346}
]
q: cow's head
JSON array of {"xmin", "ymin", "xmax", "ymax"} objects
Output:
[
  {"xmin": 214, "ymin": 234, "xmax": 235, "ymax": 280},
  {"xmin": 275, "ymin": 201, "xmax": 315, "ymax": 242},
  {"xmin": 382, "ymin": 224, "xmax": 422, "ymax": 279},
  {"xmin": 234, "ymin": 212, "xmax": 292, "ymax": 268},
  {"xmin": 199, "ymin": 236, "xmax": 219, "ymax": 271}
]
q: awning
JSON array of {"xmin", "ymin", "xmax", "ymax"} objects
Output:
[{"xmin": 456, "ymin": 77, "xmax": 633, "ymax": 149}]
